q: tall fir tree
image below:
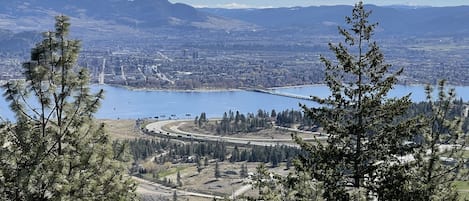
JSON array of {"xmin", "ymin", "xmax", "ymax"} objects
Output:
[
  {"xmin": 0, "ymin": 15, "xmax": 137, "ymax": 200},
  {"xmin": 294, "ymin": 2, "xmax": 417, "ymax": 199}
]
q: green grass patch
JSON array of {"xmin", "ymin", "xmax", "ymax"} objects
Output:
[
  {"xmin": 454, "ymin": 181, "xmax": 469, "ymax": 201},
  {"xmin": 454, "ymin": 181, "xmax": 469, "ymax": 190},
  {"xmin": 158, "ymin": 166, "xmax": 188, "ymax": 178},
  {"xmin": 140, "ymin": 173, "xmax": 156, "ymax": 181},
  {"xmin": 139, "ymin": 165, "xmax": 190, "ymax": 182}
]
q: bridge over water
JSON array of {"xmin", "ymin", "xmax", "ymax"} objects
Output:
[{"xmin": 244, "ymin": 88, "xmax": 313, "ymax": 101}]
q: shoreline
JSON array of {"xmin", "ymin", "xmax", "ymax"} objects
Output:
[
  {"xmin": 93, "ymin": 83, "xmax": 466, "ymax": 93},
  {"xmin": 93, "ymin": 83, "xmax": 243, "ymax": 93}
]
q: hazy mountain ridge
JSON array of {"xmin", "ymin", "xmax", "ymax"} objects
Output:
[
  {"xmin": 0, "ymin": 0, "xmax": 253, "ymax": 37},
  {"xmin": 2, "ymin": 1, "xmax": 468, "ymax": 40},
  {"xmin": 0, "ymin": 28, "xmax": 41, "ymax": 52},
  {"xmin": 200, "ymin": 5, "xmax": 469, "ymax": 36},
  {"xmin": 0, "ymin": 0, "xmax": 204, "ymax": 26},
  {"xmin": 1, "ymin": 1, "xmax": 469, "ymax": 54}
]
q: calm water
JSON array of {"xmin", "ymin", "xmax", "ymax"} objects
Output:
[{"xmin": 1, "ymin": 85, "xmax": 468, "ymax": 120}]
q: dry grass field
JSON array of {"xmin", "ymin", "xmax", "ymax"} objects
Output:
[
  {"xmin": 99, "ymin": 119, "xmax": 142, "ymax": 139},
  {"xmin": 105, "ymin": 119, "xmax": 469, "ymax": 200},
  {"xmin": 102, "ymin": 119, "xmax": 309, "ymax": 200}
]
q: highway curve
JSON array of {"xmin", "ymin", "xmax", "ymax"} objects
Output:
[{"xmin": 145, "ymin": 120, "xmax": 326, "ymax": 147}]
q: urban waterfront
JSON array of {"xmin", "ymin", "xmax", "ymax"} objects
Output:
[{"xmin": 1, "ymin": 84, "xmax": 468, "ymax": 120}]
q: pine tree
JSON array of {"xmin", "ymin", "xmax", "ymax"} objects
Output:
[
  {"xmin": 196, "ymin": 157, "xmax": 203, "ymax": 174},
  {"xmin": 295, "ymin": 2, "xmax": 416, "ymax": 199},
  {"xmin": 240, "ymin": 163, "xmax": 248, "ymax": 178},
  {"xmin": 215, "ymin": 160, "xmax": 221, "ymax": 179},
  {"xmin": 177, "ymin": 170, "xmax": 183, "ymax": 187},
  {"xmin": 230, "ymin": 145, "xmax": 240, "ymax": 162},
  {"xmin": 405, "ymin": 80, "xmax": 468, "ymax": 201},
  {"xmin": 0, "ymin": 15, "xmax": 136, "ymax": 200},
  {"xmin": 194, "ymin": 116, "xmax": 199, "ymax": 126},
  {"xmin": 173, "ymin": 190, "xmax": 178, "ymax": 201},
  {"xmin": 204, "ymin": 156, "xmax": 209, "ymax": 166}
]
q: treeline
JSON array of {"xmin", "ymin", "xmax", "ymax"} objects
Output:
[
  {"xmin": 194, "ymin": 100, "xmax": 468, "ymax": 136},
  {"xmin": 229, "ymin": 145, "xmax": 301, "ymax": 168},
  {"xmin": 126, "ymin": 138, "xmax": 226, "ymax": 163},
  {"xmin": 195, "ymin": 109, "xmax": 319, "ymax": 134},
  {"xmin": 126, "ymin": 138, "xmax": 300, "ymax": 167},
  {"xmin": 275, "ymin": 109, "xmax": 317, "ymax": 130},
  {"xmin": 402, "ymin": 99, "xmax": 469, "ymax": 132},
  {"xmin": 195, "ymin": 110, "xmax": 274, "ymax": 134},
  {"xmin": 124, "ymin": 138, "xmax": 171, "ymax": 161}
]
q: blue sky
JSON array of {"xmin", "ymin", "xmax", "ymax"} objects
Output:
[{"xmin": 168, "ymin": 0, "xmax": 469, "ymax": 8}]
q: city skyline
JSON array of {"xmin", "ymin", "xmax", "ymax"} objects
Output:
[{"xmin": 169, "ymin": 0, "xmax": 469, "ymax": 8}]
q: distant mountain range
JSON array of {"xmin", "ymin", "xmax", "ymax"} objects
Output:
[
  {"xmin": 0, "ymin": 0, "xmax": 210, "ymax": 26},
  {"xmin": 200, "ymin": 5, "xmax": 469, "ymax": 36},
  {"xmin": 1, "ymin": 1, "xmax": 469, "ymax": 49},
  {"xmin": 0, "ymin": 0, "xmax": 252, "ymax": 38},
  {"xmin": 0, "ymin": 29, "xmax": 41, "ymax": 52}
]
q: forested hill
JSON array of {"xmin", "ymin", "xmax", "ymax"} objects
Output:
[
  {"xmin": 0, "ymin": 29, "xmax": 40, "ymax": 52},
  {"xmin": 2, "ymin": 0, "xmax": 206, "ymax": 27},
  {"xmin": 0, "ymin": 0, "xmax": 253, "ymax": 37},
  {"xmin": 200, "ymin": 5, "xmax": 469, "ymax": 36},
  {"xmin": 3, "ymin": 0, "xmax": 204, "ymax": 24}
]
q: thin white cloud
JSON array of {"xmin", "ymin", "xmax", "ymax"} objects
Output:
[
  {"xmin": 192, "ymin": 4, "xmax": 211, "ymax": 8},
  {"xmin": 217, "ymin": 3, "xmax": 253, "ymax": 9}
]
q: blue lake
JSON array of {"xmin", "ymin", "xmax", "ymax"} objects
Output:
[{"xmin": 0, "ymin": 85, "xmax": 468, "ymax": 120}]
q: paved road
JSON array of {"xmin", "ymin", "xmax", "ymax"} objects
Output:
[
  {"xmin": 145, "ymin": 120, "xmax": 325, "ymax": 147},
  {"xmin": 134, "ymin": 176, "xmax": 224, "ymax": 200},
  {"xmin": 135, "ymin": 176, "xmax": 173, "ymax": 197}
]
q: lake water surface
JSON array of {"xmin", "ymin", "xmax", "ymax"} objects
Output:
[{"xmin": 0, "ymin": 85, "xmax": 468, "ymax": 120}]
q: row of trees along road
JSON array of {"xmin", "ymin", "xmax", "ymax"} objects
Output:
[
  {"xmin": 195, "ymin": 109, "xmax": 318, "ymax": 135},
  {"xmin": 196, "ymin": 103, "xmax": 468, "ymax": 136},
  {"xmin": 0, "ymin": 16, "xmax": 137, "ymax": 200},
  {"xmin": 127, "ymin": 138, "xmax": 301, "ymax": 168},
  {"xmin": 253, "ymin": 2, "xmax": 468, "ymax": 201}
]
